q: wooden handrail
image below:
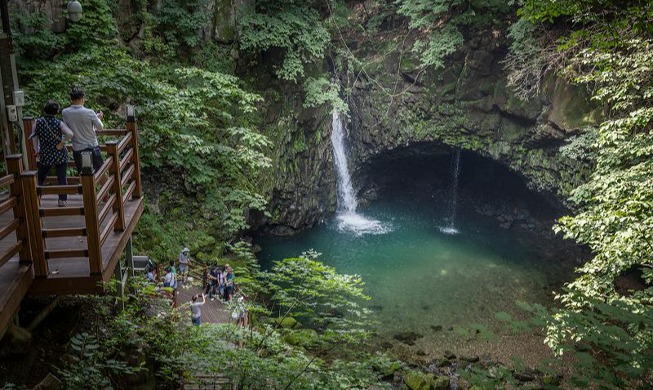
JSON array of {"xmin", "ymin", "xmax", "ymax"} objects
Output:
[
  {"xmin": 0, "ymin": 242, "xmax": 22, "ymax": 268},
  {"xmin": 123, "ymin": 181, "xmax": 136, "ymax": 207},
  {"xmin": 7, "ymin": 156, "xmax": 33, "ymax": 265},
  {"xmin": 106, "ymin": 142, "xmax": 125, "ymax": 231},
  {"xmin": 116, "ymin": 132, "xmax": 133, "ymax": 154},
  {"xmin": 94, "ymin": 156, "xmax": 114, "ymax": 183},
  {"xmin": 119, "ymin": 148, "xmax": 134, "ymax": 171},
  {"xmin": 0, "ymin": 218, "xmax": 21, "ymax": 241},
  {"xmin": 97, "ymin": 196, "xmax": 114, "ymax": 225},
  {"xmin": 100, "ymin": 213, "xmax": 118, "ymax": 246},
  {"xmin": 96, "ymin": 176, "xmax": 115, "ymax": 203},
  {"xmin": 121, "ymin": 164, "xmax": 136, "ymax": 188},
  {"xmin": 0, "ymin": 197, "xmax": 18, "ymax": 215},
  {"xmin": 96, "ymin": 129, "xmax": 128, "ymax": 136},
  {"xmin": 0, "ymin": 174, "xmax": 15, "ymax": 187}
]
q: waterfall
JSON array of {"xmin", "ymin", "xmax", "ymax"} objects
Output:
[
  {"xmin": 331, "ymin": 112, "xmax": 358, "ymax": 212},
  {"xmin": 331, "ymin": 111, "xmax": 389, "ymax": 236},
  {"xmin": 440, "ymin": 149, "xmax": 461, "ymax": 235}
]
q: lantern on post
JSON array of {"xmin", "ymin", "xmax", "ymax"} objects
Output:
[{"xmin": 67, "ymin": 1, "xmax": 83, "ymax": 22}]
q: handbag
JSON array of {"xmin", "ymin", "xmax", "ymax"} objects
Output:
[{"xmin": 41, "ymin": 118, "xmax": 65, "ymax": 150}]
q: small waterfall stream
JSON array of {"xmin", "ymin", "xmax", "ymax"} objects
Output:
[
  {"xmin": 331, "ymin": 112, "xmax": 389, "ymax": 236},
  {"xmin": 440, "ymin": 149, "xmax": 461, "ymax": 235},
  {"xmin": 331, "ymin": 112, "xmax": 358, "ymax": 212}
]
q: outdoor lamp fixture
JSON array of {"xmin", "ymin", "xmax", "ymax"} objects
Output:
[
  {"xmin": 80, "ymin": 150, "xmax": 93, "ymax": 175},
  {"xmin": 67, "ymin": 1, "xmax": 83, "ymax": 22},
  {"xmin": 126, "ymin": 105, "xmax": 135, "ymax": 122}
]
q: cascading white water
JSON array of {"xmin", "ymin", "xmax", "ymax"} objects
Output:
[
  {"xmin": 440, "ymin": 149, "xmax": 461, "ymax": 235},
  {"xmin": 331, "ymin": 112, "xmax": 358, "ymax": 212},
  {"xmin": 331, "ymin": 111, "xmax": 389, "ymax": 236}
]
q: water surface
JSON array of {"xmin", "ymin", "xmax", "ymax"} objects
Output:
[{"xmin": 257, "ymin": 194, "xmax": 574, "ymax": 342}]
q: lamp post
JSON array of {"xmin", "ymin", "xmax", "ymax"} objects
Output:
[
  {"xmin": 0, "ymin": 0, "xmax": 20, "ymax": 158},
  {"xmin": 0, "ymin": 0, "xmax": 82, "ymax": 163}
]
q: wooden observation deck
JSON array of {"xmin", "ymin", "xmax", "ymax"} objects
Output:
[{"xmin": 0, "ymin": 117, "xmax": 144, "ymax": 339}]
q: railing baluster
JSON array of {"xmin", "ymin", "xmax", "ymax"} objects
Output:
[
  {"xmin": 21, "ymin": 118, "xmax": 37, "ymax": 171},
  {"xmin": 6, "ymin": 155, "xmax": 32, "ymax": 265},
  {"xmin": 127, "ymin": 118, "xmax": 142, "ymax": 198},
  {"xmin": 81, "ymin": 171, "xmax": 102, "ymax": 275},
  {"xmin": 105, "ymin": 141, "xmax": 125, "ymax": 231},
  {"xmin": 21, "ymin": 170, "xmax": 47, "ymax": 276}
]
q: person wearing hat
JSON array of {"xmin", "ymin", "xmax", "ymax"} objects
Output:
[{"xmin": 178, "ymin": 247, "xmax": 192, "ymax": 284}]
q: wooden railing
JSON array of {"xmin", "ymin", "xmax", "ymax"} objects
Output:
[
  {"xmin": 0, "ymin": 156, "xmax": 32, "ymax": 269},
  {"xmin": 19, "ymin": 118, "xmax": 142, "ymax": 278}
]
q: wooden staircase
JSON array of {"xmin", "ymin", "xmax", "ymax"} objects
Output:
[{"xmin": 0, "ymin": 116, "xmax": 144, "ymax": 338}]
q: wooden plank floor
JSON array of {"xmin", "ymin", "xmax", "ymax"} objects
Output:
[{"xmin": 0, "ymin": 193, "xmax": 143, "ymax": 296}]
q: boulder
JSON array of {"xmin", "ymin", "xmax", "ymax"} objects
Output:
[
  {"xmin": 274, "ymin": 317, "xmax": 300, "ymax": 329},
  {"xmin": 393, "ymin": 331, "xmax": 423, "ymax": 346},
  {"xmin": 283, "ymin": 329, "xmax": 317, "ymax": 346},
  {"xmin": 404, "ymin": 371, "xmax": 433, "ymax": 390},
  {"xmin": 31, "ymin": 373, "xmax": 62, "ymax": 390},
  {"xmin": 432, "ymin": 375, "xmax": 450, "ymax": 390}
]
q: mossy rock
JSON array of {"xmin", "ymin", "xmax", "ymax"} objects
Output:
[
  {"xmin": 283, "ymin": 329, "xmax": 318, "ymax": 346},
  {"xmin": 373, "ymin": 360, "xmax": 402, "ymax": 379},
  {"xmin": 273, "ymin": 317, "xmax": 301, "ymax": 329},
  {"xmin": 432, "ymin": 375, "xmax": 450, "ymax": 390},
  {"xmin": 404, "ymin": 371, "xmax": 433, "ymax": 390}
]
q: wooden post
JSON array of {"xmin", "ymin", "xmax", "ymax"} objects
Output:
[
  {"xmin": 21, "ymin": 170, "xmax": 47, "ymax": 276},
  {"xmin": 21, "ymin": 117, "xmax": 36, "ymax": 170},
  {"xmin": 6, "ymin": 154, "xmax": 31, "ymax": 264},
  {"xmin": 81, "ymin": 171, "xmax": 102, "ymax": 275},
  {"xmin": 126, "ymin": 118, "xmax": 142, "ymax": 198},
  {"xmin": 125, "ymin": 236, "xmax": 134, "ymax": 277},
  {"xmin": 105, "ymin": 141, "xmax": 125, "ymax": 230}
]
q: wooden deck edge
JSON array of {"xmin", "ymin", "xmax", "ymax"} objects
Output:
[
  {"xmin": 101, "ymin": 198, "xmax": 144, "ymax": 282},
  {"xmin": 28, "ymin": 275, "xmax": 104, "ymax": 296},
  {"xmin": 0, "ymin": 264, "xmax": 33, "ymax": 339}
]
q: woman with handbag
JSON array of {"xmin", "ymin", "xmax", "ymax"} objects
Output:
[{"xmin": 30, "ymin": 100, "xmax": 73, "ymax": 207}]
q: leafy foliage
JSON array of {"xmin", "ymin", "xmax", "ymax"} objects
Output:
[
  {"xmin": 261, "ymin": 251, "xmax": 372, "ymax": 346},
  {"xmin": 237, "ymin": 1, "xmax": 330, "ymax": 81},
  {"xmin": 303, "ymin": 77, "xmax": 348, "ymax": 114},
  {"xmin": 396, "ymin": 0, "xmax": 513, "ymax": 69},
  {"xmin": 147, "ymin": 0, "xmax": 211, "ymax": 59},
  {"xmin": 14, "ymin": 1, "xmax": 270, "ymax": 257},
  {"xmin": 513, "ymin": 1, "xmax": 653, "ymax": 387},
  {"xmin": 58, "ymin": 332, "xmax": 141, "ymax": 389}
]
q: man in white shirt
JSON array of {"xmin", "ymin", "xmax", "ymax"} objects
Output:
[{"xmin": 62, "ymin": 86, "xmax": 105, "ymax": 174}]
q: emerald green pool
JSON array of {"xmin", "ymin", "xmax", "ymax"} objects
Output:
[{"xmin": 257, "ymin": 193, "xmax": 576, "ymax": 353}]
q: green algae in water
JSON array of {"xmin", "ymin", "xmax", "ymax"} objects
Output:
[{"xmin": 257, "ymin": 195, "xmax": 575, "ymax": 337}]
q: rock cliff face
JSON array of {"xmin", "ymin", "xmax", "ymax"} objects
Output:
[{"xmin": 261, "ymin": 27, "xmax": 602, "ymax": 233}]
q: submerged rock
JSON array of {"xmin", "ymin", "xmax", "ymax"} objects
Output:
[
  {"xmin": 393, "ymin": 331, "xmax": 423, "ymax": 346},
  {"xmin": 443, "ymin": 350, "xmax": 457, "ymax": 360},
  {"xmin": 460, "ymin": 355, "xmax": 480, "ymax": 363}
]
